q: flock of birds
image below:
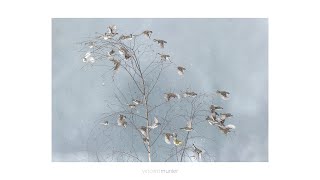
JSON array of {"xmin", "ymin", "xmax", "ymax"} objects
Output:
[
  {"xmin": 91, "ymin": 25, "xmax": 235, "ymax": 161},
  {"xmin": 99, "ymin": 89, "xmax": 234, "ymax": 161},
  {"xmin": 82, "ymin": 25, "xmax": 187, "ymax": 76}
]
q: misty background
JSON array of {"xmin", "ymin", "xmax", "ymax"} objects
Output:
[{"xmin": 52, "ymin": 18, "xmax": 268, "ymax": 161}]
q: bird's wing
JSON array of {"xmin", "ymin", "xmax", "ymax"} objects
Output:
[
  {"xmin": 226, "ymin": 124, "xmax": 236, "ymax": 129},
  {"xmin": 154, "ymin": 117, "xmax": 159, "ymax": 124},
  {"xmin": 164, "ymin": 134, "xmax": 171, "ymax": 144},
  {"xmin": 187, "ymin": 121, "xmax": 192, "ymax": 128},
  {"xmin": 117, "ymin": 118, "xmax": 122, "ymax": 126}
]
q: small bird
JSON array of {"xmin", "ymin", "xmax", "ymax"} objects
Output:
[
  {"xmin": 220, "ymin": 113, "xmax": 233, "ymax": 121},
  {"xmin": 206, "ymin": 114, "xmax": 220, "ymax": 125},
  {"xmin": 110, "ymin": 58, "xmax": 121, "ymax": 72},
  {"xmin": 107, "ymin": 25, "xmax": 117, "ymax": 35},
  {"xmin": 177, "ymin": 66, "xmax": 186, "ymax": 76},
  {"xmin": 103, "ymin": 32, "xmax": 117, "ymax": 40},
  {"xmin": 119, "ymin": 47, "xmax": 131, "ymax": 60},
  {"xmin": 164, "ymin": 133, "xmax": 174, "ymax": 144},
  {"xmin": 100, "ymin": 120, "xmax": 109, "ymax": 126},
  {"xmin": 119, "ymin": 34, "xmax": 133, "ymax": 41},
  {"xmin": 132, "ymin": 99, "xmax": 142, "ymax": 105},
  {"xmin": 82, "ymin": 52, "xmax": 95, "ymax": 64},
  {"xmin": 192, "ymin": 144, "xmax": 203, "ymax": 160},
  {"xmin": 180, "ymin": 120, "xmax": 193, "ymax": 132},
  {"xmin": 210, "ymin": 105, "xmax": 223, "ymax": 113},
  {"xmin": 217, "ymin": 90, "xmax": 230, "ymax": 100},
  {"xmin": 219, "ymin": 113, "xmax": 233, "ymax": 126},
  {"xmin": 106, "ymin": 49, "xmax": 115, "ymax": 58},
  {"xmin": 139, "ymin": 126, "xmax": 148, "ymax": 137},
  {"xmin": 183, "ymin": 91, "xmax": 197, "ymax": 98},
  {"xmin": 143, "ymin": 137, "xmax": 149, "ymax": 144},
  {"xmin": 217, "ymin": 124, "xmax": 236, "ymax": 135},
  {"xmin": 164, "ymin": 93, "xmax": 180, "ymax": 101},
  {"xmin": 157, "ymin": 53, "xmax": 170, "ymax": 61},
  {"xmin": 148, "ymin": 117, "xmax": 161, "ymax": 129},
  {"xmin": 153, "ymin": 39, "xmax": 167, "ymax": 48},
  {"xmin": 173, "ymin": 133, "xmax": 183, "ymax": 146},
  {"xmin": 127, "ymin": 104, "xmax": 136, "ymax": 109},
  {"xmin": 117, "ymin": 114, "xmax": 127, "ymax": 127},
  {"xmin": 142, "ymin": 30, "xmax": 153, "ymax": 38}
]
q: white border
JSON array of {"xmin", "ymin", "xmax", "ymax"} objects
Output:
[{"xmin": 1, "ymin": 0, "xmax": 320, "ymax": 179}]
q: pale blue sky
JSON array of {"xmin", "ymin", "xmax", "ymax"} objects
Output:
[{"xmin": 52, "ymin": 18, "xmax": 268, "ymax": 161}]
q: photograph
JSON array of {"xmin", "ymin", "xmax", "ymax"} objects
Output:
[{"xmin": 52, "ymin": 18, "xmax": 268, "ymax": 162}]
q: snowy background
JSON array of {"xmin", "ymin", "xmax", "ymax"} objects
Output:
[{"xmin": 52, "ymin": 18, "xmax": 268, "ymax": 162}]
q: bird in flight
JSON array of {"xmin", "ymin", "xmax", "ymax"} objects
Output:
[
  {"xmin": 153, "ymin": 39, "xmax": 167, "ymax": 48},
  {"xmin": 157, "ymin": 53, "xmax": 170, "ymax": 61},
  {"xmin": 164, "ymin": 93, "xmax": 180, "ymax": 101},
  {"xmin": 164, "ymin": 133, "xmax": 174, "ymax": 144},
  {"xmin": 183, "ymin": 91, "xmax": 197, "ymax": 98},
  {"xmin": 82, "ymin": 52, "xmax": 95, "ymax": 64},
  {"xmin": 142, "ymin": 30, "xmax": 153, "ymax": 38},
  {"xmin": 177, "ymin": 66, "xmax": 186, "ymax": 76},
  {"xmin": 100, "ymin": 120, "xmax": 109, "ymax": 126},
  {"xmin": 117, "ymin": 114, "xmax": 127, "ymax": 127},
  {"xmin": 148, "ymin": 117, "xmax": 161, "ymax": 129},
  {"xmin": 180, "ymin": 120, "xmax": 193, "ymax": 132},
  {"xmin": 217, "ymin": 124, "xmax": 236, "ymax": 135},
  {"xmin": 217, "ymin": 90, "xmax": 230, "ymax": 100},
  {"xmin": 107, "ymin": 25, "xmax": 117, "ymax": 35}
]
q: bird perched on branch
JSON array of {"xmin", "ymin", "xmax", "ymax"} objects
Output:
[
  {"xmin": 132, "ymin": 99, "xmax": 142, "ymax": 105},
  {"xmin": 164, "ymin": 93, "xmax": 180, "ymax": 101},
  {"xmin": 206, "ymin": 114, "xmax": 220, "ymax": 126},
  {"xmin": 180, "ymin": 120, "xmax": 193, "ymax": 132},
  {"xmin": 82, "ymin": 52, "xmax": 95, "ymax": 64},
  {"xmin": 183, "ymin": 91, "xmax": 197, "ymax": 98},
  {"xmin": 139, "ymin": 126, "xmax": 148, "ymax": 137},
  {"xmin": 220, "ymin": 113, "xmax": 233, "ymax": 119},
  {"xmin": 117, "ymin": 114, "xmax": 127, "ymax": 127},
  {"xmin": 106, "ymin": 49, "xmax": 115, "ymax": 59},
  {"xmin": 177, "ymin": 66, "xmax": 186, "ymax": 76},
  {"xmin": 217, "ymin": 90, "xmax": 230, "ymax": 100},
  {"xmin": 173, "ymin": 133, "xmax": 183, "ymax": 146},
  {"xmin": 127, "ymin": 104, "xmax": 136, "ymax": 109},
  {"xmin": 119, "ymin": 34, "xmax": 133, "ymax": 41},
  {"xmin": 217, "ymin": 124, "xmax": 236, "ymax": 135},
  {"xmin": 157, "ymin": 53, "xmax": 170, "ymax": 61},
  {"xmin": 164, "ymin": 133, "xmax": 174, "ymax": 144},
  {"xmin": 153, "ymin": 39, "xmax": 167, "ymax": 48},
  {"xmin": 142, "ymin": 30, "xmax": 153, "ymax": 38},
  {"xmin": 143, "ymin": 137, "xmax": 149, "ymax": 144},
  {"xmin": 192, "ymin": 144, "xmax": 203, "ymax": 160},
  {"xmin": 119, "ymin": 47, "xmax": 132, "ymax": 60},
  {"xmin": 148, "ymin": 117, "xmax": 161, "ymax": 129}
]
